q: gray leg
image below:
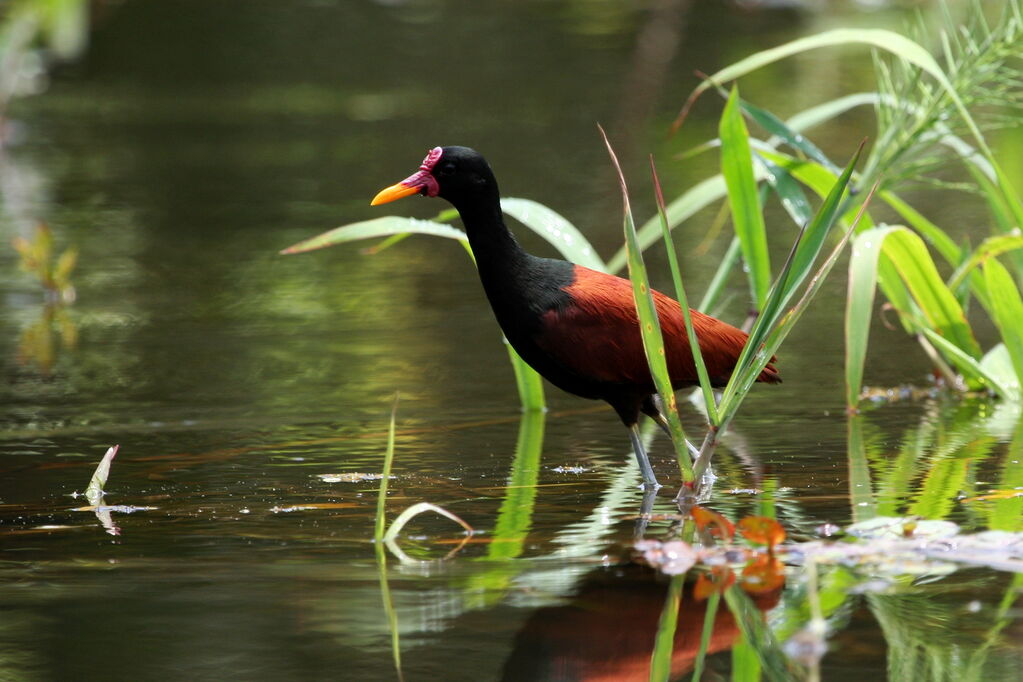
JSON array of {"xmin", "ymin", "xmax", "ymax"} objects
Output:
[
  {"xmin": 628, "ymin": 424, "xmax": 660, "ymax": 488},
  {"xmin": 648, "ymin": 409, "xmax": 700, "ymax": 459}
]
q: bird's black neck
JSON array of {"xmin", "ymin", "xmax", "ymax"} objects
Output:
[
  {"xmin": 454, "ymin": 195, "xmax": 530, "ymax": 285},
  {"xmin": 450, "ymin": 191, "xmax": 574, "ymax": 343}
]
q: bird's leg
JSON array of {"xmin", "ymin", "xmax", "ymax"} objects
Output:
[{"xmin": 628, "ymin": 424, "xmax": 660, "ymax": 489}]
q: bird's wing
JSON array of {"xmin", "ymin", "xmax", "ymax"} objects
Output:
[{"xmin": 535, "ymin": 266, "xmax": 779, "ymax": 388}]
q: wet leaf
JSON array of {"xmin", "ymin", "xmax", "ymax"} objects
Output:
[
  {"xmin": 845, "ymin": 516, "xmax": 958, "ymax": 540},
  {"xmin": 739, "ymin": 554, "xmax": 786, "ymax": 594},
  {"xmin": 694, "ymin": 566, "xmax": 736, "ymax": 600},
  {"xmin": 738, "ymin": 516, "xmax": 786, "ymax": 548},
  {"xmin": 634, "ymin": 539, "xmax": 697, "ymax": 575},
  {"xmin": 692, "ymin": 505, "xmax": 736, "ymax": 540}
]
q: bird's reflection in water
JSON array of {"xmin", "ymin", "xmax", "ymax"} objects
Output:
[{"xmin": 501, "ymin": 563, "xmax": 782, "ymax": 681}]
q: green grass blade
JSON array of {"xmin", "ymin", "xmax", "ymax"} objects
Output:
[
  {"xmin": 607, "ymin": 173, "xmax": 745, "ymax": 274},
  {"xmin": 600, "ymin": 126, "xmax": 693, "ymax": 481},
  {"xmin": 373, "ymin": 395, "xmax": 403, "ymax": 681},
  {"xmin": 782, "ymin": 92, "xmax": 880, "ymax": 135},
  {"xmin": 483, "ymin": 409, "xmax": 545, "ymax": 562},
  {"xmin": 847, "ymin": 416, "xmax": 877, "ymax": 520},
  {"xmin": 720, "ymin": 86, "xmax": 771, "ymax": 310},
  {"xmin": 650, "ymin": 157, "xmax": 718, "ymax": 424},
  {"xmin": 982, "ymin": 258, "xmax": 1023, "ymax": 387},
  {"xmin": 846, "ymin": 226, "xmax": 898, "ymax": 409},
  {"xmin": 721, "ymin": 183, "xmax": 877, "ymax": 422},
  {"xmin": 674, "ymin": 28, "xmax": 990, "ymax": 159},
  {"xmin": 500, "ymin": 197, "xmax": 607, "ymax": 272},
  {"xmin": 697, "ymin": 236, "xmax": 742, "ymax": 314},
  {"xmin": 374, "ymin": 394, "xmax": 399, "ymax": 543},
  {"xmin": 690, "ymin": 590, "xmax": 720, "ymax": 682},
  {"xmin": 280, "ymin": 216, "xmax": 467, "ymax": 254},
  {"xmin": 718, "ymin": 146, "xmax": 863, "ymax": 417},
  {"xmin": 739, "ymin": 97, "xmax": 841, "ymax": 174},
  {"xmin": 648, "ymin": 574, "xmax": 685, "ymax": 682},
  {"xmin": 758, "ymin": 154, "xmax": 813, "ymax": 227}
]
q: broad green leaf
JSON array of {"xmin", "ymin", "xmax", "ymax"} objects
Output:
[
  {"xmin": 846, "ymin": 226, "xmax": 899, "ymax": 409},
  {"xmin": 500, "ymin": 198, "xmax": 607, "ymax": 272},
  {"xmin": 982, "ymin": 258, "xmax": 1023, "ymax": 387},
  {"xmin": 882, "ymin": 229, "xmax": 982, "ymax": 358},
  {"xmin": 922, "ymin": 329, "xmax": 1013, "ymax": 400},
  {"xmin": 980, "ymin": 344, "xmax": 1021, "ymax": 399},
  {"xmin": 720, "ymin": 86, "xmax": 771, "ymax": 309},
  {"xmin": 783, "ymin": 92, "xmax": 879, "ymax": 134},
  {"xmin": 281, "ymin": 216, "xmax": 467, "ymax": 254},
  {"xmin": 881, "ymin": 192, "xmax": 962, "ymax": 265},
  {"xmin": 947, "ymin": 232, "xmax": 1023, "ymax": 304},
  {"xmin": 505, "ymin": 341, "xmax": 546, "ymax": 411}
]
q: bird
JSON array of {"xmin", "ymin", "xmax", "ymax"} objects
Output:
[{"xmin": 371, "ymin": 146, "xmax": 780, "ymax": 488}]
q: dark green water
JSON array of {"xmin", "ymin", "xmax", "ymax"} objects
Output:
[{"xmin": 1, "ymin": 2, "xmax": 1020, "ymax": 680}]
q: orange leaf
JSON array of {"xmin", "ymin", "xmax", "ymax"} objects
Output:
[
  {"xmin": 739, "ymin": 554, "xmax": 785, "ymax": 595},
  {"xmin": 691, "ymin": 505, "xmax": 735, "ymax": 540},
  {"xmin": 737, "ymin": 516, "xmax": 786, "ymax": 548},
  {"xmin": 694, "ymin": 566, "xmax": 735, "ymax": 600}
]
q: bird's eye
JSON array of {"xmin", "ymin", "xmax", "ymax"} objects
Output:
[{"xmin": 437, "ymin": 162, "xmax": 456, "ymax": 177}]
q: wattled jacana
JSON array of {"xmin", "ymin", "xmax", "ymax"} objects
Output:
[{"xmin": 372, "ymin": 146, "xmax": 780, "ymax": 488}]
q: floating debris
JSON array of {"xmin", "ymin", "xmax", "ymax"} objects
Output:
[
  {"xmin": 551, "ymin": 465, "xmax": 589, "ymax": 474},
  {"xmin": 71, "ymin": 505, "xmax": 157, "ymax": 513},
  {"xmin": 270, "ymin": 503, "xmax": 359, "ymax": 513},
  {"xmin": 635, "ymin": 539, "xmax": 697, "ymax": 576},
  {"xmin": 860, "ymin": 384, "xmax": 939, "ymax": 404},
  {"xmin": 316, "ymin": 473, "xmax": 394, "ymax": 483}
]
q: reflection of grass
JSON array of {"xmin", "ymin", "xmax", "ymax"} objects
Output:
[{"xmin": 373, "ymin": 395, "xmax": 403, "ymax": 681}]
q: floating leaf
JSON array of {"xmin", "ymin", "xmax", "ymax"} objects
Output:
[
  {"xmin": 740, "ymin": 554, "xmax": 786, "ymax": 594},
  {"xmin": 694, "ymin": 566, "xmax": 736, "ymax": 600},
  {"xmin": 692, "ymin": 505, "xmax": 736, "ymax": 540},
  {"xmin": 738, "ymin": 516, "xmax": 786, "ymax": 548}
]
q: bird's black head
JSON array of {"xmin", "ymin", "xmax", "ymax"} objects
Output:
[{"xmin": 371, "ymin": 146, "xmax": 499, "ymax": 209}]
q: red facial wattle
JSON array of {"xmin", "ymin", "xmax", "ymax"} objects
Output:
[{"xmin": 371, "ymin": 147, "xmax": 443, "ymax": 205}]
